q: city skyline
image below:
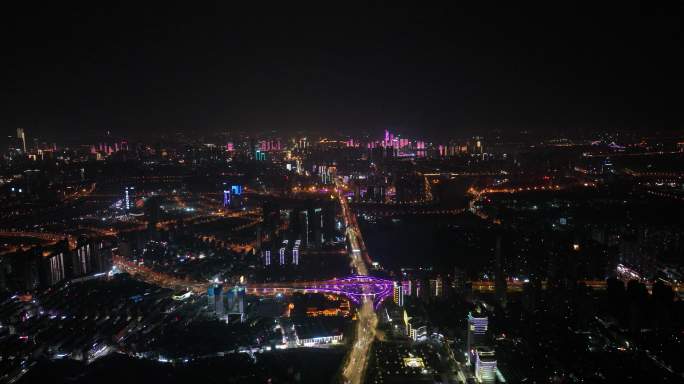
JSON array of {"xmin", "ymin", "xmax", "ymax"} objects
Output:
[{"xmin": 1, "ymin": 3, "xmax": 683, "ymax": 384}]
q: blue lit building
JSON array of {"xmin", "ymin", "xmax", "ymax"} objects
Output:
[{"xmin": 467, "ymin": 311, "xmax": 488, "ymax": 364}]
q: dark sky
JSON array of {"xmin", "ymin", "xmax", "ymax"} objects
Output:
[{"xmin": 3, "ymin": 2, "xmax": 682, "ymax": 140}]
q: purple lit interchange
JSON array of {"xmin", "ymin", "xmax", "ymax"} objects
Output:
[{"xmin": 247, "ymin": 275, "xmax": 394, "ymax": 309}]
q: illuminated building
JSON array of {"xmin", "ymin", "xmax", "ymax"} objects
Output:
[
  {"xmin": 223, "ymin": 189, "xmax": 230, "ymax": 206},
  {"xmin": 123, "ymin": 186, "xmax": 134, "ymax": 211},
  {"xmin": 16, "ymin": 128, "xmax": 27, "ymax": 153},
  {"xmin": 474, "ymin": 346, "xmax": 497, "ymax": 383},
  {"xmin": 292, "ymin": 239, "xmax": 300, "ymax": 265},
  {"xmin": 263, "ymin": 250, "xmax": 271, "ymax": 266},
  {"xmin": 429, "ymin": 277, "xmax": 443, "ymax": 297},
  {"xmin": 312, "ymin": 207, "xmax": 324, "ymax": 247},
  {"xmin": 44, "ymin": 252, "xmax": 65, "ymax": 286},
  {"xmin": 228, "ymin": 184, "xmax": 243, "ymax": 208},
  {"xmin": 401, "ymin": 280, "xmax": 412, "ymax": 296},
  {"xmin": 298, "ymin": 210, "xmax": 309, "ymax": 247},
  {"xmin": 206, "ymin": 284, "xmax": 224, "ymax": 315},
  {"xmin": 279, "ymin": 240, "xmax": 288, "ymax": 265},
  {"xmin": 207, "ymin": 285, "xmax": 216, "ymax": 307},
  {"xmin": 214, "ymin": 285, "xmax": 224, "ymax": 315},
  {"xmin": 255, "ymin": 149, "xmax": 266, "ymax": 161},
  {"xmin": 467, "ymin": 311, "xmax": 489, "ymax": 364},
  {"xmin": 393, "ymin": 281, "xmax": 404, "ymax": 307},
  {"xmin": 225, "ymin": 285, "xmax": 245, "ymax": 321},
  {"xmin": 72, "ymin": 240, "xmax": 93, "ymax": 277},
  {"xmin": 298, "ymin": 333, "xmax": 343, "ymax": 347}
]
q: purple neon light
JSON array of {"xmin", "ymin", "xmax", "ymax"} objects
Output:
[{"xmin": 248, "ymin": 275, "xmax": 394, "ymax": 308}]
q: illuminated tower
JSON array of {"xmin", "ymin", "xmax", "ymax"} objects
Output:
[
  {"xmin": 279, "ymin": 240, "xmax": 288, "ymax": 265},
  {"xmin": 223, "ymin": 189, "xmax": 230, "ymax": 207},
  {"xmin": 467, "ymin": 311, "xmax": 488, "ymax": 364},
  {"xmin": 393, "ymin": 281, "xmax": 404, "ymax": 307},
  {"xmin": 207, "ymin": 285, "xmax": 216, "ymax": 307},
  {"xmin": 123, "ymin": 186, "xmax": 134, "ymax": 211},
  {"xmin": 263, "ymin": 250, "xmax": 271, "ymax": 266},
  {"xmin": 16, "ymin": 128, "xmax": 26, "ymax": 153},
  {"xmin": 474, "ymin": 346, "xmax": 497, "ymax": 383},
  {"xmin": 298, "ymin": 210, "xmax": 309, "ymax": 247},
  {"xmin": 292, "ymin": 239, "xmax": 300, "ymax": 265},
  {"xmin": 214, "ymin": 285, "xmax": 224, "ymax": 315}
]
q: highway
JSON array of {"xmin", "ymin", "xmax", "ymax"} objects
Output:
[{"xmin": 337, "ymin": 179, "xmax": 377, "ymax": 384}]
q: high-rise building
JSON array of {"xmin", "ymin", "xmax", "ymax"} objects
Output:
[
  {"xmin": 16, "ymin": 128, "xmax": 27, "ymax": 153},
  {"xmin": 401, "ymin": 280, "xmax": 412, "ymax": 297},
  {"xmin": 298, "ymin": 210, "xmax": 309, "ymax": 247},
  {"xmin": 393, "ymin": 281, "xmax": 404, "ymax": 307},
  {"xmin": 223, "ymin": 189, "xmax": 230, "ymax": 206},
  {"xmin": 474, "ymin": 346, "xmax": 497, "ymax": 383},
  {"xmin": 123, "ymin": 186, "xmax": 134, "ymax": 211},
  {"xmin": 207, "ymin": 285, "xmax": 216, "ymax": 307},
  {"xmin": 429, "ymin": 277, "xmax": 443, "ymax": 298},
  {"xmin": 226, "ymin": 285, "xmax": 246, "ymax": 320},
  {"xmin": 279, "ymin": 240, "xmax": 288, "ymax": 265},
  {"xmin": 214, "ymin": 285, "xmax": 224, "ymax": 315},
  {"xmin": 72, "ymin": 241, "xmax": 92, "ymax": 277},
  {"xmin": 292, "ymin": 239, "xmax": 300, "ymax": 265},
  {"xmin": 263, "ymin": 250, "xmax": 271, "ymax": 266},
  {"xmin": 41, "ymin": 252, "xmax": 65, "ymax": 287},
  {"xmin": 467, "ymin": 311, "xmax": 489, "ymax": 364}
]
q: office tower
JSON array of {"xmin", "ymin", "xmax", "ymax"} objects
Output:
[
  {"xmin": 393, "ymin": 281, "xmax": 404, "ymax": 307},
  {"xmin": 467, "ymin": 311, "xmax": 489, "ymax": 364},
  {"xmin": 263, "ymin": 250, "xmax": 271, "ymax": 266},
  {"xmin": 474, "ymin": 346, "xmax": 497, "ymax": 383},
  {"xmin": 16, "ymin": 128, "xmax": 27, "ymax": 153}
]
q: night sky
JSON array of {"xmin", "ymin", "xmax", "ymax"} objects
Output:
[{"xmin": 3, "ymin": 2, "xmax": 682, "ymax": 140}]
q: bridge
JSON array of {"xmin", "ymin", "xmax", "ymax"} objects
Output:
[{"xmin": 246, "ymin": 275, "xmax": 394, "ymax": 309}]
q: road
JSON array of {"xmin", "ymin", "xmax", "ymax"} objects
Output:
[{"xmin": 337, "ymin": 180, "xmax": 377, "ymax": 384}]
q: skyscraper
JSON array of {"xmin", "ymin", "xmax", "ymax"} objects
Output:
[
  {"xmin": 279, "ymin": 240, "xmax": 288, "ymax": 265},
  {"xmin": 292, "ymin": 239, "xmax": 300, "ymax": 265},
  {"xmin": 474, "ymin": 346, "xmax": 497, "ymax": 383},
  {"xmin": 123, "ymin": 186, "xmax": 134, "ymax": 211},
  {"xmin": 393, "ymin": 281, "xmax": 404, "ymax": 307},
  {"xmin": 467, "ymin": 311, "xmax": 489, "ymax": 364},
  {"xmin": 16, "ymin": 128, "xmax": 26, "ymax": 153},
  {"xmin": 263, "ymin": 250, "xmax": 271, "ymax": 266}
]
